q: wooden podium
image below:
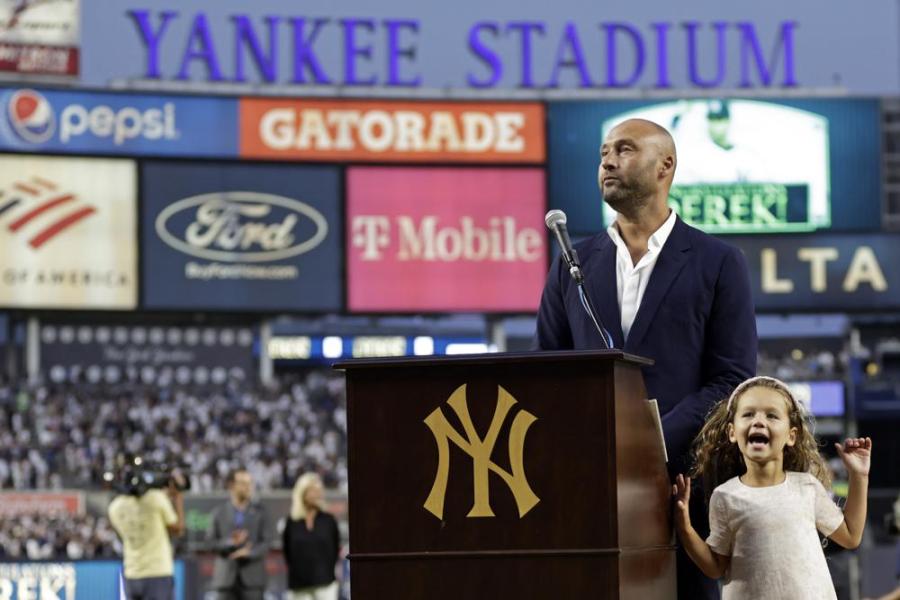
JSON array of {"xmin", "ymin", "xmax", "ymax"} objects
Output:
[{"xmin": 337, "ymin": 350, "xmax": 675, "ymax": 599}]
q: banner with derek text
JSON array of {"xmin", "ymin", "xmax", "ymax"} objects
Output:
[{"xmin": 548, "ymin": 98, "xmax": 881, "ymax": 235}]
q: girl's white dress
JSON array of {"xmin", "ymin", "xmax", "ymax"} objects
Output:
[{"xmin": 706, "ymin": 471, "xmax": 844, "ymax": 600}]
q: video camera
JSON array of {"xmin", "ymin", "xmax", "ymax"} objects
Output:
[{"xmin": 104, "ymin": 455, "xmax": 191, "ymax": 496}]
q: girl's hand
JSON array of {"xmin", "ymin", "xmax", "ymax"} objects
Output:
[
  {"xmin": 672, "ymin": 474, "xmax": 692, "ymax": 532},
  {"xmin": 835, "ymin": 437, "xmax": 872, "ymax": 477}
]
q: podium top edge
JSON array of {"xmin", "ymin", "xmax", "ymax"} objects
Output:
[{"xmin": 333, "ymin": 349, "xmax": 653, "ymax": 370}]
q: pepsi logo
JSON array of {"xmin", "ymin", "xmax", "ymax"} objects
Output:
[{"xmin": 7, "ymin": 89, "xmax": 56, "ymax": 144}]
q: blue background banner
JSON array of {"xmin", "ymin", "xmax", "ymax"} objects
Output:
[
  {"xmin": 547, "ymin": 98, "xmax": 882, "ymax": 235},
  {"xmin": 559, "ymin": 232, "xmax": 897, "ymax": 312},
  {"xmin": 0, "ymin": 87, "xmax": 237, "ymax": 157},
  {"xmin": 0, "ymin": 561, "xmax": 185, "ymax": 600},
  {"xmin": 141, "ymin": 161, "xmax": 342, "ymax": 312},
  {"xmin": 727, "ymin": 233, "xmax": 897, "ymax": 311}
]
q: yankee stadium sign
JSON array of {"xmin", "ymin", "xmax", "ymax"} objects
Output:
[{"xmin": 123, "ymin": 10, "xmax": 798, "ymax": 90}]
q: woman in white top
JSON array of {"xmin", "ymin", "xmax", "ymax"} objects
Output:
[{"xmin": 672, "ymin": 376, "xmax": 872, "ymax": 600}]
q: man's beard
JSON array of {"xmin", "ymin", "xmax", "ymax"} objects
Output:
[{"xmin": 602, "ymin": 177, "xmax": 654, "ymax": 219}]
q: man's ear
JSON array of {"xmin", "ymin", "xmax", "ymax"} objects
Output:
[{"xmin": 659, "ymin": 155, "xmax": 675, "ymax": 179}]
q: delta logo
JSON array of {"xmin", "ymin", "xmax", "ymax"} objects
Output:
[
  {"xmin": 6, "ymin": 89, "xmax": 55, "ymax": 144},
  {"xmin": 0, "ymin": 176, "xmax": 97, "ymax": 249}
]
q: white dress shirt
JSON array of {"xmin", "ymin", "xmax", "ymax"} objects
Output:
[{"xmin": 606, "ymin": 210, "xmax": 678, "ymax": 341}]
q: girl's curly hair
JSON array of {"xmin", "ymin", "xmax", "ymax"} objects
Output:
[{"xmin": 691, "ymin": 376, "xmax": 832, "ymax": 502}]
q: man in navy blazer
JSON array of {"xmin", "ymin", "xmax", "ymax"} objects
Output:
[{"xmin": 534, "ymin": 119, "xmax": 757, "ymax": 599}]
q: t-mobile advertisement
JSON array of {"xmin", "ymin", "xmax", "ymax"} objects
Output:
[{"xmin": 347, "ymin": 167, "xmax": 546, "ymax": 313}]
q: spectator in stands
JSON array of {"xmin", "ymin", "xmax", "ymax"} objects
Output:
[
  {"xmin": 208, "ymin": 468, "xmax": 272, "ymax": 600},
  {"xmin": 283, "ymin": 473, "xmax": 341, "ymax": 600}
]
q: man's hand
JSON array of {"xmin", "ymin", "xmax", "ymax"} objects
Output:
[
  {"xmin": 836, "ymin": 437, "xmax": 872, "ymax": 478},
  {"xmin": 230, "ymin": 529, "xmax": 249, "ymax": 546},
  {"xmin": 228, "ymin": 545, "xmax": 251, "ymax": 560}
]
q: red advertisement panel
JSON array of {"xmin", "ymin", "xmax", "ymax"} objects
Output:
[
  {"xmin": 240, "ymin": 99, "xmax": 545, "ymax": 163},
  {"xmin": 0, "ymin": 0, "xmax": 79, "ymax": 76},
  {"xmin": 0, "ymin": 492, "xmax": 84, "ymax": 516},
  {"xmin": 347, "ymin": 167, "xmax": 547, "ymax": 312}
]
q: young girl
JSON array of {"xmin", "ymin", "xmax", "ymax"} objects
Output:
[{"xmin": 673, "ymin": 375, "xmax": 872, "ymax": 599}]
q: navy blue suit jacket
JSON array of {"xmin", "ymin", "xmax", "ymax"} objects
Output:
[{"xmin": 534, "ymin": 217, "xmax": 757, "ymax": 474}]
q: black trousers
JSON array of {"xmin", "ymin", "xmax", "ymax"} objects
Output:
[
  {"xmin": 215, "ymin": 589, "xmax": 264, "ymax": 600},
  {"xmin": 124, "ymin": 576, "xmax": 174, "ymax": 600}
]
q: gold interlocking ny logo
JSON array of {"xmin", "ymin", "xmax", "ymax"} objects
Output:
[{"xmin": 423, "ymin": 384, "xmax": 539, "ymax": 520}]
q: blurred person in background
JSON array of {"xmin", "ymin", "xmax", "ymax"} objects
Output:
[
  {"xmin": 867, "ymin": 586, "xmax": 900, "ymax": 600},
  {"xmin": 108, "ymin": 474, "xmax": 185, "ymax": 600},
  {"xmin": 282, "ymin": 473, "xmax": 341, "ymax": 600},
  {"xmin": 865, "ymin": 495, "xmax": 900, "ymax": 600},
  {"xmin": 208, "ymin": 467, "xmax": 272, "ymax": 600}
]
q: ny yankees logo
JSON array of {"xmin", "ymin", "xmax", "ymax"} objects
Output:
[{"xmin": 423, "ymin": 384, "xmax": 539, "ymax": 520}]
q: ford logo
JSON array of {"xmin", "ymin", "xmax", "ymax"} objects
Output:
[{"xmin": 155, "ymin": 192, "xmax": 328, "ymax": 263}]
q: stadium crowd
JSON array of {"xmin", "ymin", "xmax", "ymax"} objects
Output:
[
  {"xmin": 0, "ymin": 512, "xmax": 119, "ymax": 560},
  {"xmin": 0, "ymin": 370, "xmax": 347, "ymax": 492},
  {"xmin": 757, "ymin": 349, "xmax": 843, "ymax": 381}
]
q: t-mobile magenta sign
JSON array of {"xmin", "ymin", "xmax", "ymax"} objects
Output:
[{"xmin": 347, "ymin": 167, "xmax": 547, "ymax": 312}]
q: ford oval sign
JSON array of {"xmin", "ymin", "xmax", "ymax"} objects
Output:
[{"xmin": 155, "ymin": 191, "xmax": 328, "ymax": 262}]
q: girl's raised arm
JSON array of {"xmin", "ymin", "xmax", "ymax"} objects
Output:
[{"xmin": 828, "ymin": 437, "xmax": 872, "ymax": 549}]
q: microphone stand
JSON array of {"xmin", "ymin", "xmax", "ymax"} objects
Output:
[{"xmin": 566, "ymin": 262, "xmax": 614, "ymax": 350}]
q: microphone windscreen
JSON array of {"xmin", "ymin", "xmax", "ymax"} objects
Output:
[{"xmin": 544, "ymin": 209, "xmax": 567, "ymax": 229}]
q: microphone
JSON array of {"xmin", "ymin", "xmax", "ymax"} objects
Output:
[
  {"xmin": 544, "ymin": 210, "xmax": 582, "ymax": 283},
  {"xmin": 544, "ymin": 209, "xmax": 613, "ymax": 349}
]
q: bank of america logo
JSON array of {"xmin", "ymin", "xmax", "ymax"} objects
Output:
[{"xmin": 0, "ymin": 177, "xmax": 96, "ymax": 249}]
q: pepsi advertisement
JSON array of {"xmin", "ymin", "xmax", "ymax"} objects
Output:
[
  {"xmin": 547, "ymin": 98, "xmax": 882, "ymax": 235},
  {"xmin": 0, "ymin": 87, "xmax": 238, "ymax": 157},
  {"xmin": 141, "ymin": 161, "xmax": 342, "ymax": 312}
]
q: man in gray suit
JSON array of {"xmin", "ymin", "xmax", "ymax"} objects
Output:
[{"xmin": 208, "ymin": 468, "xmax": 273, "ymax": 600}]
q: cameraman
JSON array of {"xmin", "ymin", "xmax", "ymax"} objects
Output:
[{"xmin": 108, "ymin": 473, "xmax": 186, "ymax": 600}]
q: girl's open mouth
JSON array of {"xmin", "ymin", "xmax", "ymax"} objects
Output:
[{"xmin": 747, "ymin": 432, "xmax": 770, "ymax": 450}]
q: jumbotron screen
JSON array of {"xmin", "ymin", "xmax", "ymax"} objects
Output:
[
  {"xmin": 547, "ymin": 98, "xmax": 881, "ymax": 235},
  {"xmin": 602, "ymin": 99, "xmax": 829, "ymax": 234}
]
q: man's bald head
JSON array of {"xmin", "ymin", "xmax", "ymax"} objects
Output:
[
  {"xmin": 599, "ymin": 119, "xmax": 677, "ymax": 218},
  {"xmin": 606, "ymin": 118, "xmax": 677, "ymax": 177}
]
